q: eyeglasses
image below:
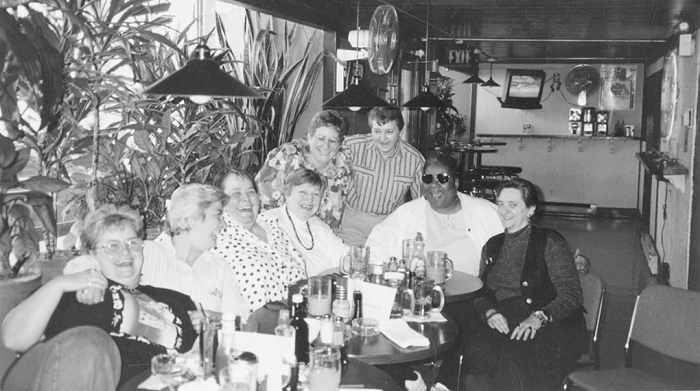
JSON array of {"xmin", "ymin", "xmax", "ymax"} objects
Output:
[
  {"xmin": 97, "ymin": 239, "xmax": 144, "ymax": 256},
  {"xmin": 313, "ymin": 135, "xmax": 341, "ymax": 148},
  {"xmin": 421, "ymin": 173, "xmax": 451, "ymax": 185}
]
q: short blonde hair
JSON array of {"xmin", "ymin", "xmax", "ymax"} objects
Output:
[
  {"xmin": 166, "ymin": 184, "xmax": 229, "ymax": 236},
  {"xmin": 80, "ymin": 204, "xmax": 144, "ymax": 251}
]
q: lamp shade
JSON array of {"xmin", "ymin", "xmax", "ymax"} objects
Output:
[
  {"xmin": 481, "ymin": 77, "xmax": 500, "ymax": 87},
  {"xmin": 142, "ymin": 45, "xmax": 262, "ymax": 99},
  {"xmin": 403, "ymin": 85, "xmax": 449, "ymax": 110},
  {"xmin": 463, "ymin": 73, "xmax": 486, "ymax": 84},
  {"xmin": 322, "ymin": 76, "xmax": 390, "ymax": 109}
]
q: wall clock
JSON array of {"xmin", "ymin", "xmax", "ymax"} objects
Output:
[{"xmin": 660, "ymin": 52, "xmax": 678, "ymax": 142}]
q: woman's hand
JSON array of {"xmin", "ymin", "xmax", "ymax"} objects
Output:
[
  {"xmin": 510, "ymin": 315, "xmax": 542, "ymax": 341},
  {"xmin": 58, "ymin": 269, "xmax": 107, "ymax": 295},
  {"xmin": 486, "ymin": 310, "xmax": 509, "ymax": 334},
  {"xmin": 72, "ymin": 269, "xmax": 107, "ymax": 305}
]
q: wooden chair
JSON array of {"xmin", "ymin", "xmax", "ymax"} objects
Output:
[
  {"xmin": 565, "ymin": 284, "xmax": 700, "ymax": 390},
  {"xmin": 576, "ymin": 272, "xmax": 605, "ymax": 370}
]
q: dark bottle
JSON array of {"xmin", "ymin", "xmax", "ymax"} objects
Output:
[
  {"xmin": 352, "ymin": 290, "xmax": 363, "ymax": 320},
  {"xmin": 290, "ymin": 293, "xmax": 309, "ymax": 364}
]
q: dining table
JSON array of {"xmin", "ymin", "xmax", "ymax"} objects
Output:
[{"xmin": 118, "ymin": 356, "xmax": 403, "ymax": 391}]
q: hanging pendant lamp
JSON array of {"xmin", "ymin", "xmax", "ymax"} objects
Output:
[
  {"xmin": 403, "ymin": 0, "xmax": 447, "ymax": 111},
  {"xmin": 463, "ymin": 59, "xmax": 486, "ymax": 84},
  {"xmin": 142, "ymin": 45, "xmax": 262, "ymax": 103},
  {"xmin": 481, "ymin": 61, "xmax": 500, "ymax": 87},
  {"xmin": 323, "ymin": 0, "xmax": 390, "ymax": 111}
]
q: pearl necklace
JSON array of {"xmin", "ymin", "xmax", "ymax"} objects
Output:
[{"xmin": 285, "ymin": 206, "xmax": 314, "ymax": 250}]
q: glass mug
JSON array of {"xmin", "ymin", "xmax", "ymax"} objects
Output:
[
  {"xmin": 340, "ymin": 245, "xmax": 370, "ymax": 278},
  {"xmin": 219, "ymin": 365, "xmax": 254, "ymax": 391},
  {"xmin": 383, "ymin": 272, "xmax": 413, "ymax": 318},
  {"xmin": 308, "ymin": 345, "xmax": 342, "ymax": 391},
  {"xmin": 307, "ymin": 276, "xmax": 332, "ymax": 317},
  {"xmin": 426, "ymin": 251, "xmax": 454, "ymax": 286},
  {"xmin": 405, "ymin": 277, "xmax": 445, "ymax": 319}
]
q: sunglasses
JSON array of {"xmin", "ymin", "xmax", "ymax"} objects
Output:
[{"xmin": 421, "ymin": 173, "xmax": 451, "ymax": 184}]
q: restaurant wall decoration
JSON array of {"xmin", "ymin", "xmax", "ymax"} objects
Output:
[{"xmin": 600, "ymin": 65, "xmax": 637, "ymax": 110}]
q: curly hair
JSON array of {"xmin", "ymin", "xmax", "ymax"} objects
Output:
[{"xmin": 80, "ymin": 204, "xmax": 144, "ymax": 251}]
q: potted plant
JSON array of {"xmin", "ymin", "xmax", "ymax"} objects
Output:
[{"xmin": 433, "ymin": 76, "xmax": 467, "ymax": 146}]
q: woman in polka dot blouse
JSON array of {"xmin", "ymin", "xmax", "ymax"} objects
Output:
[{"xmin": 212, "ymin": 169, "xmax": 307, "ymax": 311}]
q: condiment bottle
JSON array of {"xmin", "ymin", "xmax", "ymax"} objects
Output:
[
  {"xmin": 332, "ymin": 281, "xmax": 352, "ymax": 323},
  {"xmin": 215, "ymin": 312, "xmax": 237, "ymax": 375},
  {"xmin": 290, "ymin": 294, "xmax": 309, "ymax": 365}
]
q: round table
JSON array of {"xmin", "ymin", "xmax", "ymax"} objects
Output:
[
  {"xmin": 118, "ymin": 357, "xmax": 402, "ymax": 391},
  {"xmin": 318, "ymin": 268, "xmax": 484, "ymax": 304}
]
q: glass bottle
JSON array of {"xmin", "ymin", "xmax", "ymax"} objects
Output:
[
  {"xmin": 387, "ymin": 256, "xmax": 398, "ymax": 272},
  {"xmin": 332, "ymin": 316, "xmax": 349, "ymax": 371},
  {"xmin": 290, "ymin": 294, "xmax": 310, "ymax": 365},
  {"xmin": 369, "ymin": 264, "xmax": 384, "ymax": 285},
  {"xmin": 352, "ymin": 289, "xmax": 363, "ymax": 320},
  {"xmin": 332, "ymin": 283, "xmax": 352, "ymax": 323},
  {"xmin": 276, "ymin": 309, "xmax": 298, "ymax": 391},
  {"xmin": 215, "ymin": 312, "xmax": 237, "ymax": 375},
  {"xmin": 319, "ymin": 314, "xmax": 334, "ymax": 345},
  {"xmin": 412, "ymin": 232, "xmax": 426, "ymax": 279}
]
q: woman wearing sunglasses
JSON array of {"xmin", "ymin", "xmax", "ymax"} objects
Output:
[
  {"xmin": 365, "ymin": 153, "xmax": 502, "ymax": 276},
  {"xmin": 2, "ymin": 204, "xmax": 198, "ymax": 390}
]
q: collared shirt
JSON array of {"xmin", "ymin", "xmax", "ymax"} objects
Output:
[
  {"xmin": 344, "ymin": 134, "xmax": 425, "ymax": 215},
  {"xmin": 263, "ymin": 206, "xmax": 349, "ymax": 277},
  {"xmin": 213, "ymin": 213, "xmax": 307, "ymax": 311},
  {"xmin": 63, "ymin": 238, "xmax": 251, "ymax": 320},
  {"xmin": 255, "ymin": 138, "xmax": 353, "ymax": 230}
]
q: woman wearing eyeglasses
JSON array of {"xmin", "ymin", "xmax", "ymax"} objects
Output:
[
  {"xmin": 365, "ymin": 153, "xmax": 502, "ymax": 276},
  {"xmin": 64, "ymin": 184, "xmax": 251, "ymax": 324},
  {"xmin": 255, "ymin": 109, "xmax": 353, "ymax": 231},
  {"xmin": 2, "ymin": 204, "xmax": 198, "ymax": 390}
]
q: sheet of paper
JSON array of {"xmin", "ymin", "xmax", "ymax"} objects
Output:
[
  {"xmin": 234, "ymin": 331, "xmax": 283, "ymax": 391},
  {"xmin": 360, "ymin": 281, "xmax": 396, "ymax": 322}
]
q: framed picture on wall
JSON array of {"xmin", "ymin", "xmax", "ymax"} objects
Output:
[{"xmin": 600, "ymin": 65, "xmax": 636, "ymax": 110}]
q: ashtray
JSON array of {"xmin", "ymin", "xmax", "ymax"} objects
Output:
[{"xmin": 351, "ymin": 317, "xmax": 379, "ymax": 337}]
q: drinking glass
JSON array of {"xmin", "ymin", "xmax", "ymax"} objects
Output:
[
  {"xmin": 407, "ymin": 277, "xmax": 445, "ymax": 319},
  {"xmin": 151, "ymin": 353, "xmax": 186, "ymax": 385},
  {"xmin": 340, "ymin": 245, "xmax": 370, "ymax": 279},
  {"xmin": 308, "ymin": 346, "xmax": 341, "ymax": 391},
  {"xmin": 308, "ymin": 276, "xmax": 332, "ymax": 317},
  {"xmin": 219, "ymin": 366, "xmax": 254, "ymax": 391},
  {"xmin": 426, "ymin": 251, "xmax": 454, "ymax": 286}
]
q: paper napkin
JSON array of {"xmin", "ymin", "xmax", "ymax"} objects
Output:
[{"xmin": 379, "ymin": 318, "xmax": 430, "ymax": 348}]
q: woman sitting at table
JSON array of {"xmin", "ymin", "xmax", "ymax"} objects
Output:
[
  {"xmin": 263, "ymin": 168, "xmax": 349, "ymax": 276},
  {"xmin": 255, "ymin": 109, "xmax": 353, "ymax": 231},
  {"xmin": 2, "ymin": 205, "xmax": 198, "ymax": 390},
  {"xmin": 64, "ymin": 184, "xmax": 251, "ymax": 322},
  {"xmin": 214, "ymin": 168, "xmax": 307, "ymax": 310},
  {"xmin": 466, "ymin": 178, "xmax": 587, "ymax": 391}
]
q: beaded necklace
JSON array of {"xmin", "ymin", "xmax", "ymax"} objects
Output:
[{"xmin": 285, "ymin": 206, "xmax": 314, "ymax": 250}]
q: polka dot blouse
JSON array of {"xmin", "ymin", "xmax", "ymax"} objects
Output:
[{"xmin": 214, "ymin": 213, "xmax": 307, "ymax": 311}]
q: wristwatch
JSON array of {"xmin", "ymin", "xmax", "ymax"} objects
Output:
[{"xmin": 531, "ymin": 310, "xmax": 550, "ymax": 326}]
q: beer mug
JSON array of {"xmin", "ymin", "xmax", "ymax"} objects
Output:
[
  {"xmin": 426, "ymin": 251, "xmax": 454, "ymax": 286},
  {"xmin": 308, "ymin": 276, "xmax": 332, "ymax": 317},
  {"xmin": 383, "ymin": 272, "xmax": 414, "ymax": 318},
  {"xmin": 340, "ymin": 245, "xmax": 370, "ymax": 278},
  {"xmin": 405, "ymin": 277, "xmax": 445, "ymax": 319}
]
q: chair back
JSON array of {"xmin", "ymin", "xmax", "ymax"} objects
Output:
[
  {"xmin": 629, "ymin": 285, "xmax": 700, "ymax": 364},
  {"xmin": 579, "ymin": 272, "xmax": 604, "ymax": 332}
]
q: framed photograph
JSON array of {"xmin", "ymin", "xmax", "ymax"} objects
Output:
[{"xmin": 600, "ymin": 65, "xmax": 636, "ymax": 110}]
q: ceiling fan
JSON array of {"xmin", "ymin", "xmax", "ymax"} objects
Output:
[{"xmin": 367, "ymin": 5, "xmax": 399, "ymax": 75}]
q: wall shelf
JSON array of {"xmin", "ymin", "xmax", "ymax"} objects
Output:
[
  {"xmin": 476, "ymin": 133, "xmax": 640, "ymax": 140},
  {"xmin": 635, "ymin": 152, "xmax": 689, "ymax": 177}
]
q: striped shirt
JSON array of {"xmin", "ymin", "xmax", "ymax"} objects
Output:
[
  {"xmin": 63, "ymin": 238, "xmax": 251, "ymax": 320},
  {"xmin": 344, "ymin": 134, "xmax": 425, "ymax": 215}
]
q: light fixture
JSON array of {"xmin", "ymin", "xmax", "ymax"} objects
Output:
[
  {"xmin": 322, "ymin": 0, "xmax": 390, "ymax": 111},
  {"xmin": 403, "ymin": 0, "xmax": 448, "ymax": 111},
  {"xmin": 463, "ymin": 57, "xmax": 486, "ymax": 84},
  {"xmin": 142, "ymin": 44, "xmax": 262, "ymax": 102},
  {"xmin": 480, "ymin": 60, "xmax": 500, "ymax": 87}
]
